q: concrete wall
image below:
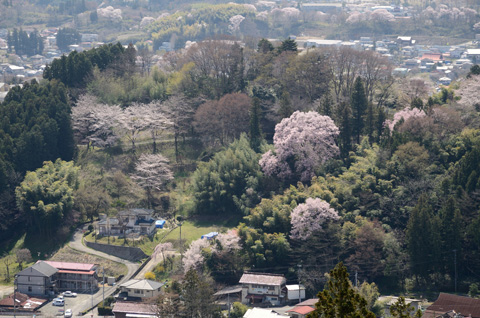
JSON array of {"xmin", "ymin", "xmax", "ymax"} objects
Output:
[{"xmin": 85, "ymin": 241, "xmax": 147, "ymax": 262}]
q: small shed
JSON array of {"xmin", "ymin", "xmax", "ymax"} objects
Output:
[
  {"xmin": 286, "ymin": 284, "xmax": 306, "ymax": 303},
  {"xmin": 155, "ymin": 220, "xmax": 166, "ymax": 229},
  {"xmin": 201, "ymin": 232, "xmax": 219, "ymax": 240}
]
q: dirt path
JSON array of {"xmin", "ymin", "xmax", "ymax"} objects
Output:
[{"xmin": 0, "ymin": 285, "xmax": 13, "ymax": 299}]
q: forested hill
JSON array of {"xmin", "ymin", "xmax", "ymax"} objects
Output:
[{"xmin": 1, "ymin": 41, "xmax": 480, "ymax": 300}]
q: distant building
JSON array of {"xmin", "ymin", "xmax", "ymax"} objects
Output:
[
  {"xmin": 42, "ymin": 261, "xmax": 98, "ymax": 292},
  {"xmin": 383, "ymin": 296, "xmax": 421, "ymax": 317},
  {"xmin": 243, "ymin": 308, "xmax": 284, "ymax": 318},
  {"xmin": 305, "ymin": 39, "xmax": 342, "ymax": 48},
  {"xmin": 239, "ymin": 272, "xmax": 287, "ymax": 306},
  {"xmin": 286, "ymin": 284, "xmax": 306, "ymax": 303},
  {"xmin": 287, "ymin": 298, "xmax": 318, "ymax": 318},
  {"xmin": 98, "ymin": 208, "xmax": 156, "ymax": 236}
]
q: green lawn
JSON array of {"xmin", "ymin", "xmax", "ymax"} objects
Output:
[{"xmin": 84, "ymin": 219, "xmax": 233, "ymax": 255}]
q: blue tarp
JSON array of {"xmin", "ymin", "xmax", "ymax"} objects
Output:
[
  {"xmin": 201, "ymin": 232, "xmax": 219, "ymax": 240},
  {"xmin": 155, "ymin": 220, "xmax": 166, "ymax": 228}
]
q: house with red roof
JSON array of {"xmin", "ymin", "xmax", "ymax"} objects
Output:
[
  {"xmin": 16, "ymin": 260, "xmax": 99, "ymax": 296},
  {"xmin": 42, "ymin": 260, "xmax": 99, "ymax": 292},
  {"xmin": 287, "ymin": 298, "xmax": 318, "ymax": 318}
]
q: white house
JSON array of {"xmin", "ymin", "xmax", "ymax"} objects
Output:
[
  {"xmin": 16, "ymin": 261, "xmax": 58, "ymax": 296},
  {"xmin": 239, "ymin": 272, "xmax": 287, "ymax": 306},
  {"xmin": 119, "ymin": 279, "xmax": 164, "ymax": 298}
]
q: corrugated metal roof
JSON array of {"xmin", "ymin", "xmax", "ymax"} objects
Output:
[
  {"xmin": 113, "ymin": 302, "xmax": 157, "ymax": 314},
  {"xmin": 41, "ymin": 261, "xmax": 96, "ymax": 271},
  {"xmin": 426, "ymin": 293, "xmax": 480, "ymax": 318},
  {"xmin": 239, "ymin": 272, "xmax": 286, "ymax": 286}
]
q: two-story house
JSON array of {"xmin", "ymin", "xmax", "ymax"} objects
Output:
[
  {"xmin": 16, "ymin": 261, "xmax": 58, "ymax": 297},
  {"xmin": 42, "ymin": 261, "xmax": 99, "ymax": 292},
  {"xmin": 239, "ymin": 272, "xmax": 287, "ymax": 306},
  {"xmin": 118, "ymin": 279, "xmax": 164, "ymax": 299},
  {"xmin": 98, "ymin": 209, "xmax": 156, "ymax": 236}
]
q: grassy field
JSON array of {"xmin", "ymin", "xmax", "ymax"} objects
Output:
[
  {"xmin": 50, "ymin": 246, "xmax": 127, "ymax": 278},
  {"xmin": 84, "ymin": 219, "xmax": 233, "ymax": 255}
]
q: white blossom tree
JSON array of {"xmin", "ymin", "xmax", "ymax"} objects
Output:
[
  {"xmin": 259, "ymin": 111, "xmax": 340, "ymax": 183},
  {"xmin": 71, "ymin": 94, "xmax": 121, "ymax": 149},
  {"xmin": 130, "ymin": 153, "xmax": 174, "ymax": 207},
  {"xmin": 153, "ymin": 242, "xmax": 174, "ymax": 266},
  {"xmin": 182, "ymin": 237, "xmax": 210, "ymax": 272},
  {"xmin": 290, "ymin": 198, "xmax": 339, "ymax": 240}
]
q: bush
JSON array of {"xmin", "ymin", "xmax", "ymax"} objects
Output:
[{"xmin": 97, "ymin": 296, "xmax": 115, "ymax": 315}]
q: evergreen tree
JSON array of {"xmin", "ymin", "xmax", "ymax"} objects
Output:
[
  {"xmin": 181, "ymin": 269, "xmax": 221, "ymax": 318},
  {"xmin": 365, "ymin": 102, "xmax": 374, "ymax": 143},
  {"xmin": 257, "ymin": 38, "xmax": 274, "ymax": 53},
  {"xmin": 278, "ymin": 38, "xmax": 297, "ymax": 53},
  {"xmin": 351, "ymin": 77, "xmax": 367, "ymax": 144},
  {"xmin": 439, "ymin": 197, "xmax": 462, "ymax": 277},
  {"xmin": 308, "ymin": 262, "xmax": 375, "ymax": 318},
  {"xmin": 389, "ymin": 296, "xmax": 423, "ymax": 318},
  {"xmin": 337, "ymin": 101, "xmax": 352, "ymax": 159},
  {"xmin": 279, "ymin": 90, "xmax": 293, "ymax": 119},
  {"xmin": 249, "ymin": 97, "xmax": 262, "ymax": 152},
  {"xmin": 406, "ymin": 194, "xmax": 441, "ymax": 283}
]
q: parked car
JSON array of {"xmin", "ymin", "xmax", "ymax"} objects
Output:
[
  {"xmin": 62, "ymin": 291, "xmax": 77, "ymax": 297},
  {"xmin": 52, "ymin": 298, "xmax": 64, "ymax": 306},
  {"xmin": 64, "ymin": 309, "xmax": 73, "ymax": 317}
]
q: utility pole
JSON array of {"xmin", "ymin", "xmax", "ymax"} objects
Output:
[
  {"xmin": 103, "ymin": 266, "xmax": 105, "ymax": 316},
  {"xmin": 13, "ymin": 275, "xmax": 16, "ymax": 318},
  {"xmin": 355, "ymin": 271, "xmax": 358, "ymax": 288},
  {"xmin": 453, "ymin": 249, "xmax": 457, "ymax": 293},
  {"xmin": 297, "ymin": 263, "xmax": 302, "ymax": 304}
]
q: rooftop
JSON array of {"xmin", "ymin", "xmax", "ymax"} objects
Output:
[
  {"xmin": 239, "ymin": 272, "xmax": 286, "ymax": 286},
  {"xmin": 119, "ymin": 279, "xmax": 164, "ymax": 291},
  {"xmin": 424, "ymin": 293, "xmax": 480, "ymax": 318},
  {"xmin": 40, "ymin": 260, "xmax": 96, "ymax": 271},
  {"xmin": 112, "ymin": 301, "xmax": 158, "ymax": 315}
]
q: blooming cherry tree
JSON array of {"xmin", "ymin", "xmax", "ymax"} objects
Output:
[
  {"xmin": 260, "ymin": 111, "xmax": 340, "ymax": 182},
  {"xmin": 384, "ymin": 107, "xmax": 426, "ymax": 132},
  {"xmin": 182, "ymin": 238, "xmax": 210, "ymax": 272},
  {"xmin": 290, "ymin": 198, "xmax": 339, "ymax": 240}
]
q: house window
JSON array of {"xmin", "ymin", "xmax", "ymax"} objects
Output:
[
  {"xmin": 28, "ymin": 286, "xmax": 32, "ymax": 292},
  {"xmin": 135, "ymin": 289, "xmax": 142, "ymax": 294},
  {"xmin": 28, "ymin": 276, "xmax": 31, "ymax": 281}
]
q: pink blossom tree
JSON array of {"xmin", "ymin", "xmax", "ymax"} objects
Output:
[
  {"xmin": 384, "ymin": 108, "xmax": 426, "ymax": 132},
  {"xmin": 290, "ymin": 198, "xmax": 339, "ymax": 240},
  {"xmin": 259, "ymin": 111, "xmax": 340, "ymax": 183},
  {"xmin": 153, "ymin": 242, "xmax": 174, "ymax": 265}
]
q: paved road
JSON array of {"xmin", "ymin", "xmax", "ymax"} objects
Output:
[{"xmin": 57, "ymin": 226, "xmax": 140, "ymax": 316}]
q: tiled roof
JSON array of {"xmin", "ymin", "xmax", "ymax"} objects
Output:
[
  {"xmin": 239, "ymin": 272, "xmax": 286, "ymax": 286},
  {"xmin": 112, "ymin": 301, "xmax": 157, "ymax": 314},
  {"xmin": 287, "ymin": 306, "xmax": 315, "ymax": 315},
  {"xmin": 119, "ymin": 279, "xmax": 164, "ymax": 291},
  {"xmin": 41, "ymin": 260, "xmax": 96, "ymax": 271},
  {"xmin": 425, "ymin": 293, "xmax": 480, "ymax": 318}
]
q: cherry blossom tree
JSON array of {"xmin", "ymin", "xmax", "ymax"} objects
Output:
[
  {"xmin": 259, "ymin": 111, "xmax": 340, "ymax": 183},
  {"xmin": 130, "ymin": 153, "xmax": 174, "ymax": 207},
  {"xmin": 290, "ymin": 198, "xmax": 340, "ymax": 240},
  {"xmin": 71, "ymin": 94, "xmax": 121, "ymax": 149},
  {"xmin": 183, "ymin": 230, "xmax": 241, "ymax": 273},
  {"xmin": 153, "ymin": 242, "xmax": 174, "ymax": 266},
  {"xmin": 384, "ymin": 108, "xmax": 426, "ymax": 132},
  {"xmin": 182, "ymin": 237, "xmax": 211, "ymax": 272}
]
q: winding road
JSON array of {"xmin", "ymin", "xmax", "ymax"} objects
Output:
[{"xmin": 62, "ymin": 225, "xmax": 140, "ymax": 316}]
